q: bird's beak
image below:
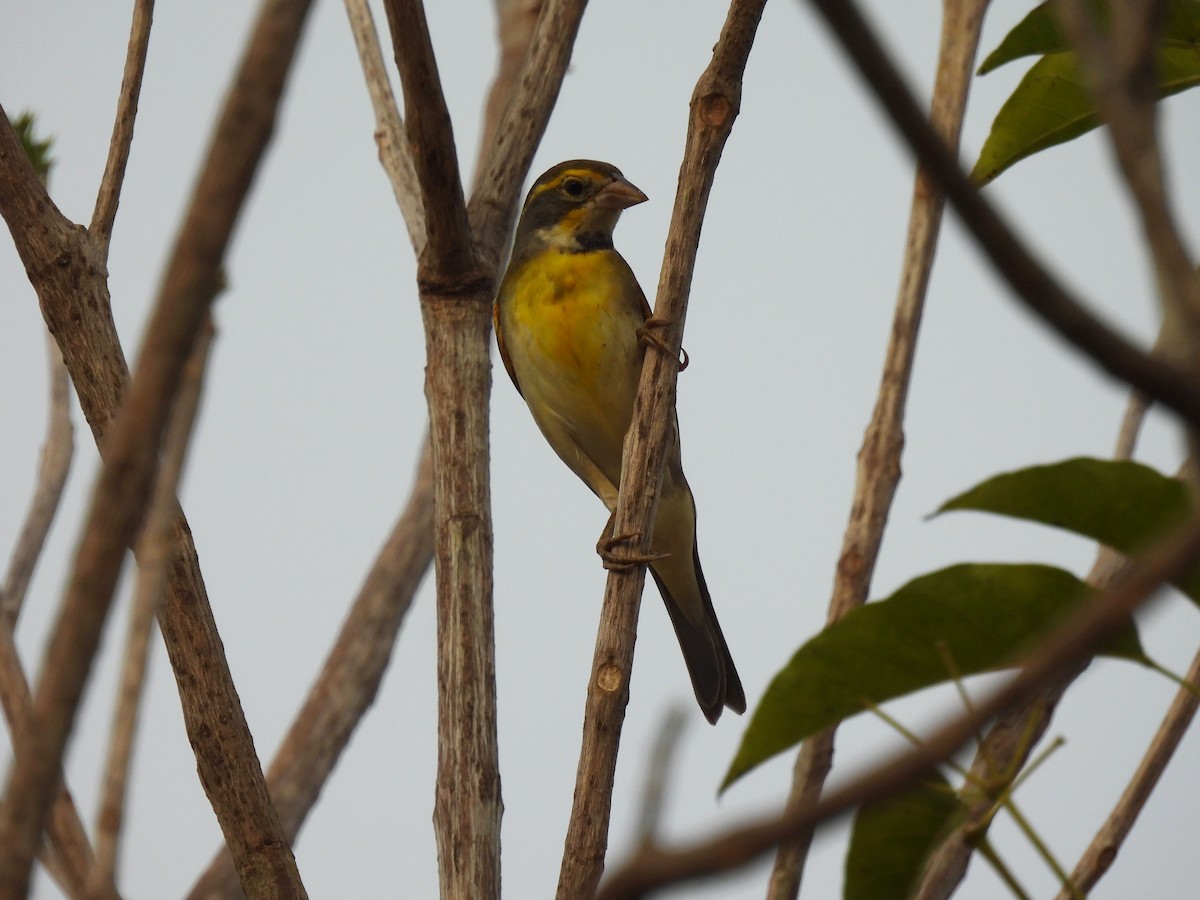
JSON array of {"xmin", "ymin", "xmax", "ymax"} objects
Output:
[{"xmin": 594, "ymin": 177, "xmax": 648, "ymax": 211}]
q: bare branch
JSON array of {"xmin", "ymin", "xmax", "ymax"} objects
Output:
[
  {"xmin": 0, "ymin": 630, "xmax": 94, "ymax": 897},
  {"xmin": 473, "ymin": 0, "xmax": 542, "ymax": 189},
  {"xmin": 466, "ymin": 0, "xmax": 589, "ymax": 267},
  {"xmin": 342, "ymin": 0, "xmax": 424, "ymax": 250},
  {"xmin": 803, "ymin": 0, "xmax": 1200, "ymax": 432},
  {"xmin": 554, "ymin": 3, "xmax": 766, "ymax": 897},
  {"xmin": 767, "ymin": 2, "xmax": 989, "ymax": 895},
  {"xmin": 382, "ymin": 0, "xmax": 474, "ymax": 275},
  {"xmin": 2, "ymin": 334, "xmax": 74, "ymax": 629},
  {"xmin": 1057, "ymin": 646, "xmax": 1200, "ymax": 897},
  {"xmin": 186, "ymin": 436, "xmax": 435, "ymax": 900},
  {"xmin": 596, "ymin": 513, "xmax": 1200, "ymax": 899},
  {"xmin": 89, "ymin": 0, "xmax": 155, "ymax": 257},
  {"xmin": 87, "ymin": 317, "xmax": 214, "ymax": 900},
  {"xmin": 636, "ymin": 708, "xmax": 689, "ymax": 845},
  {"xmin": 0, "ymin": 0, "xmax": 316, "ymax": 890}
]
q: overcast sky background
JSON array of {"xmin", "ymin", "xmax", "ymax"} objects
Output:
[{"xmin": 4, "ymin": 1, "xmax": 1200, "ymax": 898}]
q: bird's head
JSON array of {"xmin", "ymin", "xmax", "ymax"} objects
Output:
[{"xmin": 513, "ymin": 160, "xmax": 647, "ymax": 254}]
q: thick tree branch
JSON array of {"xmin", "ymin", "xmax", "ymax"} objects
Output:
[
  {"xmin": 0, "ymin": 0, "xmax": 315, "ymax": 892},
  {"xmin": 383, "ymin": 0, "xmax": 475, "ymax": 277},
  {"xmin": 377, "ymin": 0, "xmax": 589, "ymax": 895},
  {"xmin": 767, "ymin": 2, "xmax": 990, "ymax": 895},
  {"xmin": 553, "ymin": 3, "xmax": 766, "ymax": 898},
  {"xmin": 90, "ymin": 0, "xmax": 155, "ymax": 257},
  {"xmin": 188, "ymin": 2, "xmax": 551, "ymax": 895},
  {"xmin": 804, "ymin": 0, "xmax": 1200, "ymax": 432},
  {"xmin": 87, "ymin": 317, "xmax": 214, "ymax": 900},
  {"xmin": 595, "ymin": 514, "xmax": 1200, "ymax": 899}
]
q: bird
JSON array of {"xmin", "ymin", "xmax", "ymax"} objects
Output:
[{"xmin": 494, "ymin": 159, "xmax": 745, "ymax": 723}]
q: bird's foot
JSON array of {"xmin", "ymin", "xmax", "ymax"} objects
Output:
[
  {"xmin": 597, "ymin": 531, "xmax": 670, "ymax": 571},
  {"xmin": 637, "ymin": 317, "xmax": 689, "ymax": 372}
]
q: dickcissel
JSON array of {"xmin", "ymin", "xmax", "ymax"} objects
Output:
[{"xmin": 494, "ymin": 159, "xmax": 745, "ymax": 723}]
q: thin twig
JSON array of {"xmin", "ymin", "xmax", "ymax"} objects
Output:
[
  {"xmin": 1057, "ymin": 645, "xmax": 1200, "ymax": 896},
  {"xmin": 466, "ymin": 0, "xmax": 590, "ymax": 268},
  {"xmin": 913, "ymin": 0, "xmax": 1199, "ymax": 890},
  {"xmin": 766, "ymin": 2, "xmax": 989, "ymax": 895},
  {"xmin": 0, "ymin": 630, "xmax": 94, "ymax": 897},
  {"xmin": 803, "ymin": 0, "xmax": 1200, "ymax": 433},
  {"xmin": 1055, "ymin": 0, "xmax": 1200, "ymax": 346},
  {"xmin": 90, "ymin": 0, "xmax": 155, "ymax": 257},
  {"xmin": 2, "ymin": 334, "xmax": 74, "ymax": 629},
  {"xmin": 86, "ymin": 317, "xmax": 214, "ymax": 900},
  {"xmin": 595, "ymin": 512, "xmax": 1200, "ymax": 899},
  {"xmin": 0, "ymin": 0, "xmax": 315, "ymax": 892},
  {"xmin": 342, "ymin": 0, "xmax": 424, "ymax": 250},
  {"xmin": 554, "ymin": 3, "xmax": 766, "ymax": 897},
  {"xmin": 636, "ymin": 708, "xmax": 689, "ymax": 844}
]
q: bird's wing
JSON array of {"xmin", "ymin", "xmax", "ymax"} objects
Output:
[{"xmin": 493, "ymin": 292, "xmax": 522, "ymax": 397}]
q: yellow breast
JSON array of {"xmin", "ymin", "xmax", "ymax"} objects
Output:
[
  {"xmin": 502, "ymin": 248, "xmax": 636, "ymax": 387},
  {"xmin": 497, "ymin": 246, "xmax": 645, "ymax": 495}
]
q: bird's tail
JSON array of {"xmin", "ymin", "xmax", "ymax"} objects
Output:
[{"xmin": 650, "ymin": 544, "xmax": 745, "ymax": 724}]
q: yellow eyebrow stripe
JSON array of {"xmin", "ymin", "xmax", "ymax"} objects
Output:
[{"xmin": 527, "ymin": 168, "xmax": 600, "ymax": 201}]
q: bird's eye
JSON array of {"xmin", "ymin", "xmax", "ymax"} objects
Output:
[{"xmin": 561, "ymin": 177, "xmax": 586, "ymax": 198}]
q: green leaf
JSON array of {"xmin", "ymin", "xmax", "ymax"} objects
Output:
[
  {"xmin": 939, "ymin": 457, "xmax": 1200, "ymax": 601},
  {"xmin": 9, "ymin": 111, "xmax": 54, "ymax": 182},
  {"xmin": 979, "ymin": 0, "xmax": 1200, "ymax": 74},
  {"xmin": 723, "ymin": 564, "xmax": 1146, "ymax": 789},
  {"xmin": 844, "ymin": 771, "xmax": 963, "ymax": 900},
  {"xmin": 971, "ymin": 46, "xmax": 1200, "ymax": 184}
]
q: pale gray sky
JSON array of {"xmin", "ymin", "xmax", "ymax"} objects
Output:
[{"xmin": 3, "ymin": 2, "xmax": 1200, "ymax": 898}]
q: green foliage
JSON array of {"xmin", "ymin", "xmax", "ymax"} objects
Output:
[
  {"xmin": 940, "ymin": 457, "xmax": 1200, "ymax": 602},
  {"xmin": 844, "ymin": 771, "xmax": 963, "ymax": 900},
  {"xmin": 723, "ymin": 563, "xmax": 1147, "ymax": 789},
  {"xmin": 972, "ymin": 0, "xmax": 1200, "ymax": 183},
  {"xmin": 10, "ymin": 111, "xmax": 54, "ymax": 182}
]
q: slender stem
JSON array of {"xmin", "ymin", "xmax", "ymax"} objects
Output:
[
  {"xmin": 595, "ymin": 513, "xmax": 1200, "ymax": 898},
  {"xmin": 804, "ymin": 0, "xmax": 1200, "ymax": 432},
  {"xmin": 0, "ymin": 630, "xmax": 94, "ymax": 897},
  {"xmin": 2, "ymin": 335, "xmax": 74, "ymax": 629},
  {"xmin": 1054, "ymin": 0, "xmax": 1200, "ymax": 347},
  {"xmin": 466, "ymin": 0, "xmax": 590, "ymax": 268},
  {"xmin": 342, "ymin": 0, "xmax": 424, "ymax": 250},
  {"xmin": 1057, "ymin": 646, "xmax": 1200, "ymax": 897},
  {"xmin": 554, "ymin": 3, "xmax": 766, "ymax": 897},
  {"xmin": 766, "ymin": 4, "xmax": 990, "ymax": 896},
  {"xmin": 635, "ymin": 708, "xmax": 689, "ymax": 844},
  {"xmin": 90, "ymin": 0, "xmax": 155, "ymax": 257},
  {"xmin": 977, "ymin": 840, "xmax": 1033, "ymax": 900}
]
